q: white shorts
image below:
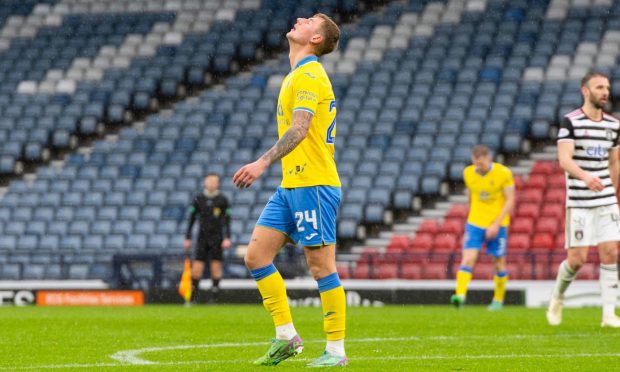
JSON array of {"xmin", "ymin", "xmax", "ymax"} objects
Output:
[{"xmin": 565, "ymin": 204, "xmax": 620, "ymax": 248}]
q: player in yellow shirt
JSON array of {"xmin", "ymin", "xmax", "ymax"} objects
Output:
[
  {"xmin": 233, "ymin": 14, "xmax": 346, "ymax": 367},
  {"xmin": 451, "ymin": 145, "xmax": 515, "ymax": 311}
]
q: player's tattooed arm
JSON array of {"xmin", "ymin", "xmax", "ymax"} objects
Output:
[{"xmin": 260, "ymin": 110, "xmax": 313, "ymax": 164}]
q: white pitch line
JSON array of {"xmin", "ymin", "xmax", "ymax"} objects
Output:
[
  {"xmin": 109, "ymin": 333, "xmax": 599, "ymax": 365},
  {"xmin": 5, "ymin": 352, "xmax": 620, "ymax": 370},
  {"xmin": 110, "ymin": 341, "xmax": 267, "ymax": 365}
]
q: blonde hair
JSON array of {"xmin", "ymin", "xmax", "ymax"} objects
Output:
[
  {"xmin": 313, "ymin": 13, "xmax": 340, "ymax": 57},
  {"xmin": 471, "ymin": 144, "xmax": 491, "ymax": 158}
]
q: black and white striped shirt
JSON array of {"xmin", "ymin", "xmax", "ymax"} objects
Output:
[{"xmin": 557, "ymin": 108, "xmax": 620, "ymax": 208}]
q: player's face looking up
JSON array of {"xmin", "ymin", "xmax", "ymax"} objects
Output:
[
  {"xmin": 286, "ymin": 16, "xmax": 324, "ymax": 46},
  {"xmin": 472, "ymin": 154, "xmax": 492, "ymax": 174},
  {"xmin": 582, "ymin": 75, "xmax": 610, "ymax": 110},
  {"xmin": 204, "ymin": 175, "xmax": 220, "ymax": 193}
]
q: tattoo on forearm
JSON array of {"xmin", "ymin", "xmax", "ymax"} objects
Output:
[{"xmin": 261, "ymin": 111, "xmax": 312, "ymax": 164}]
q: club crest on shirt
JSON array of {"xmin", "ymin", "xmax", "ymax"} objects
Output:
[
  {"xmin": 213, "ymin": 207, "xmax": 221, "ymax": 217},
  {"xmin": 606, "ymin": 129, "xmax": 614, "ymax": 141},
  {"xmin": 575, "ymin": 230, "xmax": 583, "ymax": 240}
]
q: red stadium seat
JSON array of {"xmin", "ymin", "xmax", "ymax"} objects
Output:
[
  {"xmin": 474, "ymin": 262, "xmax": 495, "ymax": 280},
  {"xmin": 387, "ymin": 234, "xmax": 410, "ymax": 251},
  {"xmin": 374, "ymin": 263, "xmax": 399, "ymax": 279},
  {"xmin": 382, "ymin": 252, "xmax": 402, "ymax": 264},
  {"xmin": 385, "ymin": 246, "xmax": 405, "ymax": 254},
  {"xmin": 508, "ymin": 233, "xmax": 530, "ymax": 252},
  {"xmin": 555, "ymin": 233, "xmax": 565, "ymax": 249},
  {"xmin": 445, "ymin": 204, "xmax": 468, "ymax": 219},
  {"xmin": 513, "ymin": 175, "xmax": 525, "ymax": 190},
  {"xmin": 442, "ymin": 218, "xmax": 464, "ymax": 235},
  {"xmin": 433, "ymin": 233, "xmax": 459, "ymax": 252},
  {"xmin": 506, "ymin": 264, "xmax": 521, "ymax": 280},
  {"xmin": 531, "ymin": 233, "xmax": 555, "ymax": 249},
  {"xmin": 520, "ymin": 189, "xmax": 543, "ymax": 203},
  {"xmin": 541, "ymin": 203, "xmax": 564, "ymax": 219},
  {"xmin": 423, "ymin": 263, "xmax": 448, "ymax": 279},
  {"xmin": 510, "ymin": 217, "xmax": 534, "ymax": 234},
  {"xmin": 536, "ymin": 217, "xmax": 559, "ymax": 234},
  {"xmin": 545, "ymin": 189, "xmax": 566, "ymax": 203},
  {"xmin": 576, "ymin": 263, "xmax": 597, "ymax": 280},
  {"xmin": 400, "ymin": 252, "xmax": 428, "ymax": 263},
  {"xmin": 506, "ymin": 251, "xmax": 528, "ymax": 264},
  {"xmin": 516, "ymin": 203, "xmax": 540, "ymax": 219},
  {"xmin": 548, "ymin": 174, "xmax": 565, "ymax": 188},
  {"xmin": 531, "ymin": 161, "xmax": 555, "ymax": 175},
  {"xmin": 337, "ymin": 263, "xmax": 351, "ymax": 279},
  {"xmin": 519, "ymin": 262, "xmax": 535, "ymax": 279},
  {"xmin": 418, "ymin": 219, "xmax": 440, "ymax": 234},
  {"xmin": 526, "ymin": 174, "xmax": 547, "ymax": 189},
  {"xmin": 353, "ymin": 263, "xmax": 370, "ymax": 279},
  {"xmin": 358, "ymin": 248, "xmax": 380, "ymax": 264},
  {"xmin": 409, "ymin": 233, "xmax": 434, "ymax": 251},
  {"xmin": 400, "ymin": 263, "xmax": 422, "ymax": 279}
]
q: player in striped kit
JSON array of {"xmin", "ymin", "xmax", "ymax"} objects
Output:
[{"xmin": 547, "ymin": 72, "xmax": 620, "ymax": 327}]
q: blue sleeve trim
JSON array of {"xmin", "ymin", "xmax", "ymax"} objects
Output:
[
  {"xmin": 317, "ymin": 272, "xmax": 341, "ymax": 293},
  {"xmin": 250, "ymin": 263, "xmax": 277, "ymax": 281},
  {"xmin": 495, "ymin": 270, "xmax": 508, "ymax": 278},
  {"xmin": 293, "ymin": 107, "xmax": 315, "ymax": 115},
  {"xmin": 459, "ymin": 265, "xmax": 473, "ymax": 273}
]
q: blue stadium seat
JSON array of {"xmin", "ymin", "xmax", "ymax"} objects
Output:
[
  {"xmin": 364, "ymin": 204, "xmax": 385, "ymax": 224},
  {"xmin": 60, "ymin": 235, "xmax": 82, "ymax": 251},
  {"xmin": 40, "ymin": 236, "xmax": 60, "ymax": 251}
]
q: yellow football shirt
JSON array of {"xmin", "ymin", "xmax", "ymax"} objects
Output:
[
  {"xmin": 276, "ymin": 55, "xmax": 340, "ymax": 188},
  {"xmin": 463, "ymin": 162, "xmax": 514, "ymax": 228}
]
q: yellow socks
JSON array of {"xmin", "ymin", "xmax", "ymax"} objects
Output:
[
  {"xmin": 251, "ymin": 264, "xmax": 292, "ymax": 327},
  {"xmin": 455, "ymin": 265, "xmax": 473, "ymax": 298},
  {"xmin": 317, "ymin": 272, "xmax": 346, "ymax": 341},
  {"xmin": 493, "ymin": 271, "xmax": 508, "ymax": 303}
]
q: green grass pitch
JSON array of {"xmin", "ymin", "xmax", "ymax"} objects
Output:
[{"xmin": 1, "ymin": 305, "xmax": 619, "ymax": 371}]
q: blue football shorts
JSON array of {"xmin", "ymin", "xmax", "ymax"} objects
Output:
[
  {"xmin": 256, "ymin": 186, "xmax": 341, "ymax": 246},
  {"xmin": 463, "ymin": 223, "xmax": 508, "ymax": 258}
]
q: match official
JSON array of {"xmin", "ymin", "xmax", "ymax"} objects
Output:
[{"xmin": 184, "ymin": 173, "xmax": 232, "ymax": 303}]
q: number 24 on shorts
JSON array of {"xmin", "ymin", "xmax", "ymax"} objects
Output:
[{"xmin": 295, "ymin": 210, "xmax": 317, "ymax": 232}]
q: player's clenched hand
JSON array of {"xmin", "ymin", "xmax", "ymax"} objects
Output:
[
  {"xmin": 221, "ymin": 238, "xmax": 231, "ymax": 249},
  {"xmin": 233, "ymin": 159, "xmax": 269, "ymax": 188},
  {"xmin": 485, "ymin": 222, "xmax": 500, "ymax": 240},
  {"xmin": 584, "ymin": 174, "xmax": 605, "ymax": 192}
]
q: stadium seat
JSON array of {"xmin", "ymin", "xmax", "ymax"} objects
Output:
[
  {"xmin": 510, "ymin": 218, "xmax": 534, "ymax": 235},
  {"xmin": 445, "ymin": 204, "xmax": 468, "ymax": 219},
  {"xmin": 510, "ymin": 233, "xmax": 533, "ymax": 255},
  {"xmin": 531, "ymin": 233, "xmax": 555, "ymax": 250},
  {"xmin": 353, "ymin": 263, "xmax": 371, "ymax": 279},
  {"xmin": 433, "ymin": 233, "xmax": 459, "ymax": 253},
  {"xmin": 409, "ymin": 233, "xmax": 434, "ymax": 251},
  {"xmin": 516, "ymin": 203, "xmax": 540, "ymax": 219},
  {"xmin": 388, "ymin": 235, "xmax": 410, "ymax": 251},
  {"xmin": 536, "ymin": 217, "xmax": 559, "ymax": 234},
  {"xmin": 418, "ymin": 220, "xmax": 440, "ymax": 235},
  {"xmin": 423, "ymin": 263, "xmax": 448, "ymax": 280},
  {"xmin": 400, "ymin": 263, "xmax": 422, "ymax": 279},
  {"xmin": 442, "ymin": 218, "xmax": 464, "ymax": 235},
  {"xmin": 373, "ymin": 263, "xmax": 399, "ymax": 279}
]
